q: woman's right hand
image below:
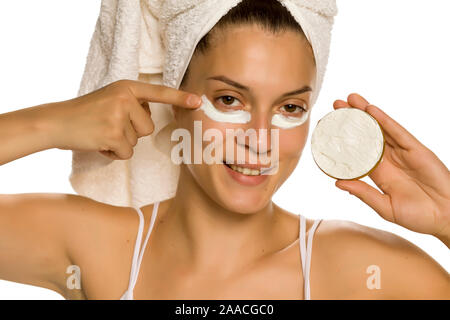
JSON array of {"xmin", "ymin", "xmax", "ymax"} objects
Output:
[{"xmin": 44, "ymin": 80, "xmax": 202, "ymax": 160}]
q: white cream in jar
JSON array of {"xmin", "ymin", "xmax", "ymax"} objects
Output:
[{"xmin": 310, "ymin": 108, "xmax": 385, "ymax": 180}]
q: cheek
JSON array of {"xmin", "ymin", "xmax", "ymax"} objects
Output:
[
  {"xmin": 177, "ymin": 106, "xmax": 231, "ymax": 129},
  {"xmin": 176, "ymin": 108, "xmax": 234, "ymax": 164},
  {"xmin": 278, "ymin": 121, "xmax": 310, "ymax": 160},
  {"xmin": 176, "ymin": 107, "xmax": 309, "ymax": 170}
]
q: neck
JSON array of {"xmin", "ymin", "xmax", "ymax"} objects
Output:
[{"xmin": 157, "ymin": 164, "xmax": 280, "ymax": 277}]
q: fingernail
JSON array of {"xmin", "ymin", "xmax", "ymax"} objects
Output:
[{"xmin": 187, "ymin": 95, "xmax": 202, "ymax": 107}]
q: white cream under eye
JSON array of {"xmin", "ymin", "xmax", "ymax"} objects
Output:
[
  {"xmin": 195, "ymin": 94, "xmax": 310, "ymax": 128},
  {"xmin": 196, "ymin": 94, "xmax": 251, "ymax": 124},
  {"xmin": 271, "ymin": 107, "xmax": 310, "ymax": 129}
]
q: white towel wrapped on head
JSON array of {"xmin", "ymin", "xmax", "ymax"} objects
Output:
[{"xmin": 69, "ymin": 0, "xmax": 338, "ymax": 208}]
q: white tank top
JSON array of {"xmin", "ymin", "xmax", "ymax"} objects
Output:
[{"xmin": 120, "ymin": 201, "xmax": 322, "ymax": 300}]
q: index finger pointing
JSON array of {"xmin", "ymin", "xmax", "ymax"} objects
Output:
[{"xmin": 127, "ymin": 80, "xmax": 202, "ymax": 109}]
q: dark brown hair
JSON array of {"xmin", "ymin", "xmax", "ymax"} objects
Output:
[{"xmin": 180, "ymin": 0, "xmax": 310, "ymax": 88}]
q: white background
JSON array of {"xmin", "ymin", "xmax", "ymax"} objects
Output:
[{"xmin": 0, "ymin": 0, "xmax": 448, "ymax": 299}]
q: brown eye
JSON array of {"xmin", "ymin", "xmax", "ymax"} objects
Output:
[
  {"xmin": 285, "ymin": 104, "xmax": 297, "ymax": 113},
  {"xmin": 221, "ymin": 96, "xmax": 235, "ymax": 105},
  {"xmin": 281, "ymin": 104, "xmax": 307, "ymax": 115},
  {"xmin": 216, "ymin": 95, "xmax": 241, "ymax": 108}
]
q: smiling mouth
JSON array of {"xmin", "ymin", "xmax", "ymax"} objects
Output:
[{"xmin": 223, "ymin": 161, "xmax": 273, "ymax": 176}]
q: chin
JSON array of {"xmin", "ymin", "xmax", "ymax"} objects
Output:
[
  {"xmin": 214, "ymin": 162, "xmax": 277, "ymax": 214},
  {"xmin": 220, "ymin": 194, "xmax": 272, "ymax": 214},
  {"xmin": 187, "ymin": 162, "xmax": 279, "ymax": 214}
]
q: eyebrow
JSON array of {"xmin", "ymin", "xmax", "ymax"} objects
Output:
[{"xmin": 206, "ymin": 75, "xmax": 312, "ymax": 98}]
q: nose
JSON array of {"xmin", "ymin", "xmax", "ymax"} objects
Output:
[{"xmin": 236, "ymin": 111, "xmax": 273, "ymax": 157}]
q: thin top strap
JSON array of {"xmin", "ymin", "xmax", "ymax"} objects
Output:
[
  {"xmin": 123, "ymin": 201, "xmax": 160, "ymax": 299},
  {"xmin": 299, "ymin": 215, "xmax": 322, "ymax": 300}
]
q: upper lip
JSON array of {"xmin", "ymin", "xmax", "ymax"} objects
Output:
[{"xmin": 223, "ymin": 161, "xmax": 272, "ymax": 170}]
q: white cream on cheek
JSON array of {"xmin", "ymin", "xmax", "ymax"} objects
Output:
[
  {"xmin": 195, "ymin": 94, "xmax": 310, "ymax": 128},
  {"xmin": 195, "ymin": 94, "xmax": 251, "ymax": 124}
]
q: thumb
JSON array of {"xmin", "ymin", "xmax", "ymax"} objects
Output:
[
  {"xmin": 141, "ymin": 101, "xmax": 151, "ymax": 117},
  {"xmin": 335, "ymin": 180, "xmax": 360, "ymax": 194},
  {"xmin": 335, "ymin": 180, "xmax": 395, "ymax": 223}
]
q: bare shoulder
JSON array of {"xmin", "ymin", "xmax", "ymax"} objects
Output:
[
  {"xmin": 24, "ymin": 193, "xmax": 147, "ymax": 299},
  {"xmin": 59, "ymin": 194, "xmax": 141, "ymax": 256},
  {"xmin": 0, "ymin": 192, "xmax": 144, "ymax": 299},
  {"xmin": 25, "ymin": 193, "xmax": 141, "ymax": 253},
  {"xmin": 59, "ymin": 195, "xmax": 150, "ymax": 299},
  {"xmin": 312, "ymin": 219, "xmax": 450, "ymax": 299}
]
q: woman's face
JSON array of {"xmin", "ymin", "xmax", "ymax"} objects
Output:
[{"xmin": 175, "ymin": 24, "xmax": 316, "ymax": 213}]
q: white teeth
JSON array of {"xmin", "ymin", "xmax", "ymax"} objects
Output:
[{"xmin": 228, "ymin": 164, "xmax": 260, "ymax": 176}]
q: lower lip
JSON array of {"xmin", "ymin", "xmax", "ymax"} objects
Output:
[{"xmin": 223, "ymin": 163, "xmax": 269, "ymax": 186}]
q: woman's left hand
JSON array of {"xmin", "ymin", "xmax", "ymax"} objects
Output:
[{"xmin": 333, "ymin": 93, "xmax": 450, "ymax": 246}]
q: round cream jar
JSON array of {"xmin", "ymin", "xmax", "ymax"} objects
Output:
[{"xmin": 311, "ymin": 108, "xmax": 385, "ymax": 180}]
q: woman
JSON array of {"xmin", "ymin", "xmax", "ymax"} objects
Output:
[{"xmin": 0, "ymin": 0, "xmax": 449, "ymax": 300}]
